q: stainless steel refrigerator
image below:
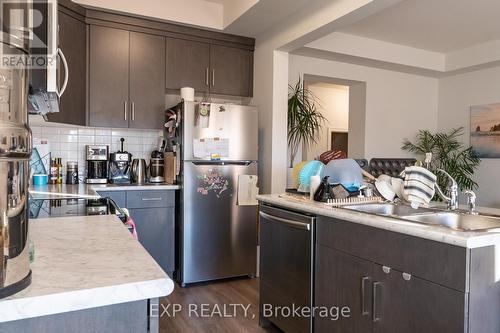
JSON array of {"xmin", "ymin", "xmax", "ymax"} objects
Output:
[{"xmin": 177, "ymin": 101, "xmax": 258, "ymax": 286}]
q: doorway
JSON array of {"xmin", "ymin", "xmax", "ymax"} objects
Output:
[
  {"xmin": 303, "ymin": 74, "xmax": 366, "ymax": 160},
  {"xmin": 303, "ymin": 82, "xmax": 350, "ymax": 160}
]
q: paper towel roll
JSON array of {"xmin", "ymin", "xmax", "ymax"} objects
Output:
[
  {"xmin": 310, "ymin": 175, "xmax": 321, "ymax": 200},
  {"xmin": 180, "ymin": 87, "xmax": 195, "ymax": 102}
]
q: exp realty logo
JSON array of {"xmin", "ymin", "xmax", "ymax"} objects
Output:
[{"xmin": 0, "ymin": 0, "xmax": 56, "ymax": 69}]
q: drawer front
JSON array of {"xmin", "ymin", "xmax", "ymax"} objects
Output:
[
  {"xmin": 96, "ymin": 191, "xmax": 126, "ymax": 208},
  {"xmin": 126, "ymin": 190, "xmax": 174, "ymax": 208},
  {"xmin": 317, "ymin": 216, "xmax": 468, "ymax": 292}
]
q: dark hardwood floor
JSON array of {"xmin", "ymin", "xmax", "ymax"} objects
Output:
[{"xmin": 159, "ymin": 278, "xmax": 280, "ymax": 333}]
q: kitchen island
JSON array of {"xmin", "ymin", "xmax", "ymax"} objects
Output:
[
  {"xmin": 29, "ymin": 183, "xmax": 180, "ymax": 278},
  {"xmin": 0, "ymin": 214, "xmax": 173, "ymax": 332},
  {"xmin": 258, "ymin": 193, "xmax": 500, "ymax": 333}
]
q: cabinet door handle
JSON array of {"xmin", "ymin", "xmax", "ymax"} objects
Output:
[
  {"xmin": 212, "ymin": 69, "xmax": 215, "ymax": 86},
  {"xmin": 259, "ymin": 211, "xmax": 311, "ymax": 231},
  {"xmin": 57, "ymin": 48, "xmax": 69, "ymax": 97},
  {"xmin": 124, "ymin": 101, "xmax": 128, "ymax": 121},
  {"xmin": 361, "ymin": 276, "xmax": 370, "ymax": 316},
  {"xmin": 131, "ymin": 102, "xmax": 135, "ymax": 122},
  {"xmin": 372, "ymin": 281, "xmax": 382, "ymax": 322},
  {"xmin": 205, "ymin": 68, "xmax": 209, "ymax": 86},
  {"xmin": 142, "ymin": 197, "xmax": 162, "ymax": 201}
]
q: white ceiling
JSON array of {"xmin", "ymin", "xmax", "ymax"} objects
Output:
[
  {"xmin": 223, "ymin": 0, "xmax": 311, "ymax": 37},
  {"xmin": 73, "ymin": 0, "xmax": 301, "ymax": 36},
  {"xmin": 73, "ymin": 0, "xmax": 224, "ymax": 29},
  {"xmin": 338, "ymin": 0, "xmax": 500, "ymax": 53}
]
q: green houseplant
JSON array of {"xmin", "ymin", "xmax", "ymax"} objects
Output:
[
  {"xmin": 288, "ymin": 79, "xmax": 326, "ymax": 168},
  {"xmin": 401, "ymin": 127, "xmax": 481, "ymax": 192}
]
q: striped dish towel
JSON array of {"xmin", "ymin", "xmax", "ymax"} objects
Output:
[{"xmin": 402, "ymin": 166, "xmax": 437, "ymax": 205}]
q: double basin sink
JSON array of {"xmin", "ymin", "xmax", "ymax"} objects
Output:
[{"xmin": 341, "ymin": 203, "xmax": 500, "ymax": 232}]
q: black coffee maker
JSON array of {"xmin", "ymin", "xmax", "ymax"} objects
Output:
[
  {"xmin": 108, "ymin": 138, "xmax": 132, "ymax": 184},
  {"xmin": 86, "ymin": 145, "xmax": 109, "ymax": 184}
]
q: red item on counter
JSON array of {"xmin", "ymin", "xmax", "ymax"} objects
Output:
[
  {"xmin": 319, "ymin": 150, "xmax": 347, "ymax": 164},
  {"xmin": 126, "ymin": 216, "xmax": 138, "ymax": 240}
]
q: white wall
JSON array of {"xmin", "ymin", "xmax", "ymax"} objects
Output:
[
  {"xmin": 221, "ymin": 0, "xmax": 259, "ymax": 27},
  {"xmin": 30, "ymin": 123, "xmax": 162, "ymax": 179},
  {"xmin": 252, "ymin": 0, "xmax": 399, "ymax": 194},
  {"xmin": 304, "ymin": 83, "xmax": 349, "ymax": 160},
  {"xmin": 289, "ymin": 54, "xmax": 439, "ymax": 159},
  {"xmin": 306, "ymin": 32, "xmax": 446, "ymax": 72},
  {"xmin": 438, "ymin": 66, "xmax": 500, "ymax": 208}
]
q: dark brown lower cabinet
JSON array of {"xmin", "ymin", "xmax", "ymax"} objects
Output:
[
  {"xmin": 371, "ymin": 264, "xmax": 466, "ymax": 333},
  {"xmin": 315, "ymin": 245, "xmax": 373, "ymax": 333},
  {"xmin": 314, "ymin": 215, "xmax": 469, "ymax": 333}
]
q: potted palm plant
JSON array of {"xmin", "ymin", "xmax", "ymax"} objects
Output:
[
  {"xmin": 402, "ymin": 127, "xmax": 481, "ymax": 193},
  {"xmin": 287, "ymin": 79, "xmax": 326, "ymax": 187}
]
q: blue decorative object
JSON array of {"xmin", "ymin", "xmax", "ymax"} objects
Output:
[
  {"xmin": 298, "ymin": 160, "xmax": 324, "ymax": 188},
  {"xmin": 323, "ymin": 158, "xmax": 363, "ymax": 189},
  {"xmin": 32, "ymin": 174, "xmax": 48, "ymax": 186}
]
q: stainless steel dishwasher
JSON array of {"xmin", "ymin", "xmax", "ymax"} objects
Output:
[{"xmin": 259, "ymin": 204, "xmax": 315, "ymax": 333}]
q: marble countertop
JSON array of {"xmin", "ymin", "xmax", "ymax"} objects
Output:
[
  {"xmin": 257, "ymin": 194, "xmax": 500, "ymax": 248},
  {"xmin": 0, "ymin": 215, "xmax": 174, "ymax": 323},
  {"xmin": 30, "ymin": 183, "xmax": 180, "ymax": 200}
]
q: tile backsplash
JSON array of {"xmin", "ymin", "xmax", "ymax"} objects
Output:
[{"xmin": 31, "ymin": 123, "xmax": 163, "ymax": 177}]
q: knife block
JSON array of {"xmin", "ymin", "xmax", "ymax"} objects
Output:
[{"xmin": 164, "ymin": 153, "xmax": 176, "ymax": 184}]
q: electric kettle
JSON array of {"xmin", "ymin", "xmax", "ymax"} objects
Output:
[{"xmin": 131, "ymin": 159, "xmax": 147, "ymax": 184}]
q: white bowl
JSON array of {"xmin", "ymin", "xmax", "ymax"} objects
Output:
[
  {"xmin": 375, "ymin": 180, "xmax": 396, "ymax": 201},
  {"xmin": 377, "ymin": 174, "xmax": 392, "ymax": 184},
  {"xmin": 390, "ymin": 177, "xmax": 404, "ymax": 199}
]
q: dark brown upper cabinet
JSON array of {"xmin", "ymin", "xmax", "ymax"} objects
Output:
[
  {"xmin": 209, "ymin": 45, "xmax": 253, "ymax": 97},
  {"xmin": 89, "ymin": 25, "xmax": 130, "ymax": 128},
  {"xmin": 165, "ymin": 39, "xmax": 253, "ymax": 97},
  {"xmin": 89, "ymin": 26, "xmax": 166, "ymax": 129},
  {"xmin": 165, "ymin": 38, "xmax": 210, "ymax": 93},
  {"xmin": 45, "ymin": 4, "xmax": 254, "ymax": 127},
  {"xmin": 129, "ymin": 32, "xmax": 166, "ymax": 129},
  {"xmin": 46, "ymin": 9, "xmax": 87, "ymax": 126}
]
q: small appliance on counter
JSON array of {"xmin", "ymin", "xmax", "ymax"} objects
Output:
[
  {"xmin": 149, "ymin": 158, "xmax": 165, "ymax": 183},
  {"xmin": 66, "ymin": 161, "xmax": 79, "ymax": 185},
  {"xmin": 109, "ymin": 138, "xmax": 132, "ymax": 184},
  {"xmin": 131, "ymin": 158, "xmax": 148, "ymax": 184},
  {"xmin": 85, "ymin": 145, "xmax": 109, "ymax": 184},
  {"xmin": 149, "ymin": 150, "xmax": 165, "ymax": 183}
]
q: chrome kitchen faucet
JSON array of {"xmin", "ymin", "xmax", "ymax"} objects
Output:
[{"xmin": 434, "ymin": 169, "xmax": 459, "ymax": 211}]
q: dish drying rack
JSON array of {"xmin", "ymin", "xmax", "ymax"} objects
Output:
[
  {"xmin": 279, "ymin": 192, "xmax": 383, "ymax": 206},
  {"xmin": 323, "ymin": 196, "xmax": 383, "ymax": 206}
]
